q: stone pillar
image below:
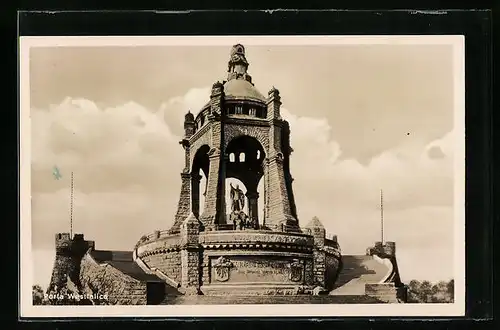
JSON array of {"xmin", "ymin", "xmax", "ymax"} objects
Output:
[
  {"xmin": 306, "ymin": 217, "xmax": 327, "ymax": 287},
  {"xmin": 246, "ymin": 191, "xmax": 259, "ymax": 229},
  {"xmin": 191, "ymin": 172, "xmax": 202, "ymax": 219},
  {"xmin": 264, "ymin": 86, "xmax": 298, "ymax": 231},
  {"xmin": 201, "ymin": 252, "xmax": 210, "ymax": 286},
  {"xmin": 267, "ymin": 87, "xmax": 281, "ymax": 120},
  {"xmin": 171, "ymin": 138, "xmax": 191, "ymax": 233},
  {"xmin": 200, "ymin": 147, "xmax": 225, "ymax": 228},
  {"xmin": 172, "ymin": 171, "xmax": 192, "ymax": 232},
  {"xmin": 180, "ymin": 213, "xmax": 201, "ymax": 295},
  {"xmin": 199, "ymin": 83, "xmax": 225, "ymax": 229},
  {"xmin": 264, "ymin": 154, "xmax": 297, "ymax": 230}
]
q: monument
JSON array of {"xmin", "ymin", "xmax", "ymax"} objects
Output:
[{"xmin": 47, "ymin": 44, "xmax": 406, "ymax": 305}]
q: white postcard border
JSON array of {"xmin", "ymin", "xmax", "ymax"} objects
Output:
[{"xmin": 19, "ymin": 35, "xmax": 465, "ymax": 318}]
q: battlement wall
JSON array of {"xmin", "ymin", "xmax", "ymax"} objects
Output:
[
  {"xmin": 364, "ymin": 241, "xmax": 407, "ymax": 303},
  {"xmin": 49, "ymin": 233, "xmax": 95, "ymax": 292}
]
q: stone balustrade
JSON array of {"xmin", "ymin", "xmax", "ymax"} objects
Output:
[
  {"xmin": 199, "ymin": 230, "xmax": 314, "ymax": 250},
  {"xmin": 136, "ymin": 233, "xmax": 181, "ymax": 257}
]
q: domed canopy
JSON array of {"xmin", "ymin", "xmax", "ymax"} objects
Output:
[
  {"xmin": 223, "ymin": 79, "xmax": 266, "ymax": 103},
  {"xmin": 196, "ymin": 44, "xmax": 269, "ymax": 114}
]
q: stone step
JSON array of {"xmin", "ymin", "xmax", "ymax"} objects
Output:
[
  {"xmin": 161, "ymin": 294, "xmax": 387, "ymax": 305},
  {"xmin": 330, "ymin": 255, "xmax": 390, "ymax": 296}
]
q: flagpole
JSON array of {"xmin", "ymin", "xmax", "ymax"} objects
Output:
[
  {"xmin": 380, "ymin": 189, "xmax": 384, "ymax": 245},
  {"xmin": 70, "ymin": 171, "xmax": 74, "ymax": 238}
]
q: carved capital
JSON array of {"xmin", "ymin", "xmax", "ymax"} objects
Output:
[
  {"xmin": 245, "ymin": 191, "xmax": 259, "ymax": 199},
  {"xmin": 266, "ymin": 152, "xmax": 284, "ymax": 164},
  {"xmin": 179, "ymin": 139, "xmax": 190, "ymax": 149},
  {"xmin": 191, "ymin": 172, "xmax": 202, "ymax": 182},
  {"xmin": 208, "ymin": 147, "xmax": 221, "ymax": 158}
]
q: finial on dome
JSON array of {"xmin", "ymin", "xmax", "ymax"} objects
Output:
[{"xmin": 227, "ymin": 44, "xmax": 251, "ymax": 81}]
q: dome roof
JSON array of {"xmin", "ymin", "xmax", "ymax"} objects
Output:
[
  {"xmin": 184, "ymin": 111, "xmax": 195, "ymax": 122},
  {"xmin": 223, "ymin": 79, "xmax": 266, "ymax": 103}
]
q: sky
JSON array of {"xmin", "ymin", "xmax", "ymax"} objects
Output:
[{"xmin": 28, "ymin": 42, "xmax": 459, "ymax": 289}]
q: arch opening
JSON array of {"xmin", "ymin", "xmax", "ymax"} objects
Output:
[
  {"xmin": 191, "ymin": 145, "xmax": 210, "ymax": 219},
  {"xmin": 225, "ymin": 135, "xmax": 266, "ymax": 230}
]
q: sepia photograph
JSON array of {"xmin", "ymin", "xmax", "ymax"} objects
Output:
[{"xmin": 20, "ymin": 36, "xmax": 465, "ymax": 317}]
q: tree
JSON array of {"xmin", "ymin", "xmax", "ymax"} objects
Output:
[
  {"xmin": 406, "ymin": 279, "xmax": 454, "ymax": 303},
  {"xmin": 32, "ymin": 284, "xmax": 47, "ymax": 305},
  {"xmin": 446, "ymin": 279, "xmax": 454, "ymax": 303}
]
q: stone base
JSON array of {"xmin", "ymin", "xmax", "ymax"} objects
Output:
[
  {"xmin": 365, "ymin": 283, "xmax": 400, "ymax": 303},
  {"xmin": 200, "ymin": 283, "xmax": 313, "ymax": 296}
]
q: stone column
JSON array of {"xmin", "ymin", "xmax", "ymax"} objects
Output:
[
  {"xmin": 245, "ymin": 191, "xmax": 259, "ymax": 229},
  {"xmin": 180, "ymin": 213, "xmax": 201, "ymax": 295},
  {"xmin": 200, "ymin": 147, "xmax": 225, "ymax": 229},
  {"xmin": 191, "ymin": 172, "xmax": 202, "ymax": 219},
  {"xmin": 264, "ymin": 86, "xmax": 298, "ymax": 231},
  {"xmin": 172, "ymin": 171, "xmax": 192, "ymax": 232},
  {"xmin": 306, "ymin": 217, "xmax": 327, "ymax": 288},
  {"xmin": 264, "ymin": 154, "xmax": 297, "ymax": 230}
]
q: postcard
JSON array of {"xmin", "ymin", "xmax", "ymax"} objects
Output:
[{"xmin": 20, "ymin": 35, "xmax": 465, "ymax": 317}]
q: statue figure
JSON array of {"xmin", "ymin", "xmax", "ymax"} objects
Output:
[
  {"xmin": 230, "ymin": 183, "xmax": 245, "ymax": 213},
  {"xmin": 230, "ymin": 211, "xmax": 246, "ymax": 230}
]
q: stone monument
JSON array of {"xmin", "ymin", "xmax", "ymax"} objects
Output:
[{"xmin": 48, "ymin": 44, "xmax": 406, "ymax": 304}]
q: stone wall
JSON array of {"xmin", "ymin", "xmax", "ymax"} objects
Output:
[
  {"xmin": 141, "ymin": 251, "xmax": 182, "ymax": 284},
  {"xmin": 324, "ymin": 252, "xmax": 341, "ymax": 291},
  {"xmin": 49, "ymin": 254, "xmax": 80, "ymax": 291},
  {"xmin": 79, "ymin": 253, "xmax": 147, "ymax": 305},
  {"xmin": 136, "ymin": 234, "xmax": 182, "ymax": 284},
  {"xmin": 365, "ymin": 283, "xmax": 400, "ymax": 303},
  {"xmin": 205, "ymin": 255, "xmax": 310, "ymax": 285}
]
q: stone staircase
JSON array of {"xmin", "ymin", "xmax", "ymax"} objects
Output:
[
  {"xmin": 161, "ymin": 295, "xmax": 385, "ymax": 305},
  {"xmin": 159, "ymin": 254, "xmax": 398, "ymax": 304},
  {"xmin": 330, "ymin": 255, "xmax": 389, "ymax": 296}
]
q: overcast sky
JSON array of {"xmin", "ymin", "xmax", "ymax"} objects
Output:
[{"xmin": 29, "ymin": 42, "xmax": 458, "ymax": 289}]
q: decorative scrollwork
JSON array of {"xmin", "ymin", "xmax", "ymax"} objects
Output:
[{"xmin": 213, "ymin": 256, "xmax": 234, "ymax": 282}]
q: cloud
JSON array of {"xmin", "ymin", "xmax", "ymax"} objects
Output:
[
  {"xmin": 29, "ymin": 89, "xmax": 456, "ymax": 287},
  {"xmin": 281, "ymin": 106, "xmax": 455, "ymax": 282},
  {"xmin": 159, "ymin": 87, "xmax": 211, "ymax": 136}
]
